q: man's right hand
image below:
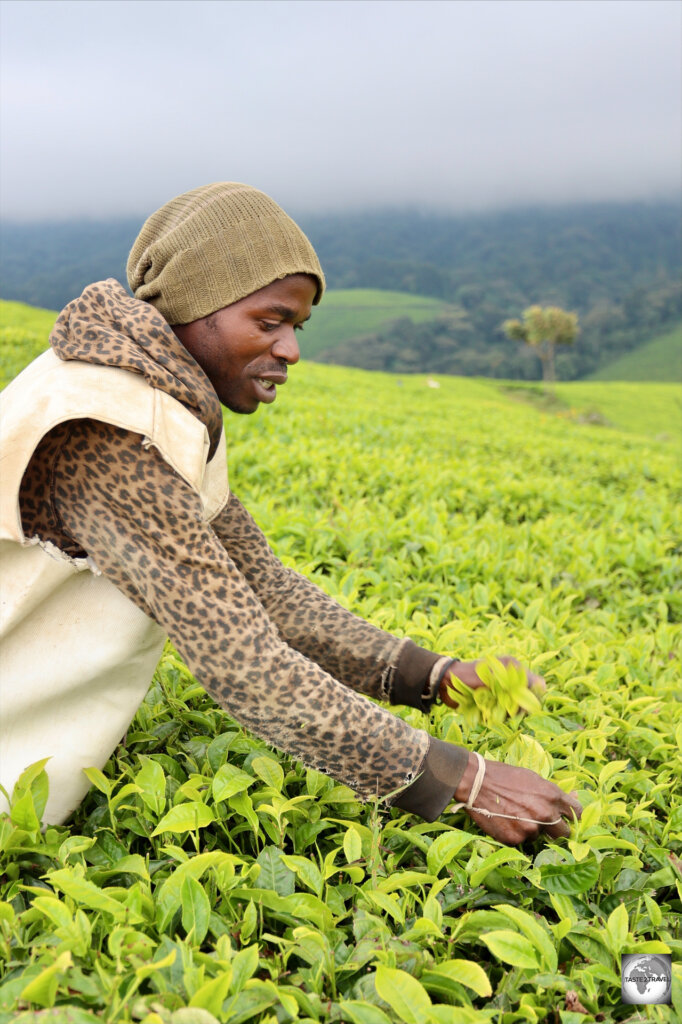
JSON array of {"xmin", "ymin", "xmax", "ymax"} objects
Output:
[{"xmin": 453, "ymin": 752, "xmax": 583, "ymax": 846}]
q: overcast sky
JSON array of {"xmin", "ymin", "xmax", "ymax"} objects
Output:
[{"xmin": 0, "ymin": 0, "xmax": 680, "ymax": 221}]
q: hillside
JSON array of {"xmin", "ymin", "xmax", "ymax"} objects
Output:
[
  {"xmin": 300, "ymin": 289, "xmax": 452, "ymax": 359},
  {"xmin": 587, "ymin": 322, "xmax": 682, "ymax": 382},
  {"xmin": 495, "ymin": 380, "xmax": 680, "ymax": 441},
  {"xmin": 1, "ymin": 200, "xmax": 680, "ymax": 380},
  {"xmin": 0, "ymin": 299, "xmax": 59, "ymax": 333},
  {"xmin": 0, "ymin": 299, "xmax": 55, "ymax": 384},
  {"xmin": 310, "ymin": 291, "xmax": 681, "ymax": 383}
]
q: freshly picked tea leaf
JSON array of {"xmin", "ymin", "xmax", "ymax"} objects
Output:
[{"xmin": 444, "ymin": 656, "xmax": 543, "ymax": 726}]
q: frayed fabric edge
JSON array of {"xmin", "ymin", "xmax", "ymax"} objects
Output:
[
  {"xmin": 25, "ymin": 534, "xmax": 95, "ymax": 573},
  {"xmin": 379, "ymin": 635, "xmax": 411, "ymax": 703}
]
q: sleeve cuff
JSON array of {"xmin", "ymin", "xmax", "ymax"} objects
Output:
[
  {"xmin": 391, "ymin": 736, "xmax": 469, "ymax": 822},
  {"xmin": 389, "ymin": 640, "xmax": 442, "ymax": 710}
]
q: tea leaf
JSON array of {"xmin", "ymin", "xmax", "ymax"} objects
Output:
[
  {"xmin": 19, "ymin": 951, "xmax": 71, "ymax": 1007},
  {"xmin": 156, "ymin": 851, "xmax": 226, "ymax": 926},
  {"xmin": 280, "ymin": 854, "xmax": 323, "ymax": 896},
  {"xmin": 48, "ymin": 868, "xmax": 132, "ymax": 921},
  {"xmin": 151, "ymin": 800, "xmax": 214, "ymax": 836},
  {"xmin": 339, "ymin": 1001, "xmax": 392, "ymax": 1024},
  {"xmin": 254, "ymin": 846, "xmax": 295, "ymax": 896},
  {"xmin": 425, "ymin": 958, "xmax": 492, "ymax": 997},
  {"xmin": 189, "ymin": 970, "xmax": 232, "ymax": 1014},
  {"xmin": 480, "ymin": 930, "xmax": 541, "ymax": 969},
  {"xmin": 344, "ymin": 825, "xmax": 363, "ymax": 864},
  {"xmin": 493, "ymin": 903, "xmax": 557, "ymax": 972},
  {"xmin": 251, "ymin": 756, "xmax": 284, "ymax": 790},
  {"xmin": 2, "ymin": 323, "xmax": 680, "ymax": 1023},
  {"xmin": 540, "ymin": 858, "xmax": 600, "ymax": 895},
  {"xmin": 136, "ymin": 757, "xmax": 166, "ymax": 815},
  {"xmin": 605, "ymin": 901, "xmax": 629, "ymax": 954},
  {"xmin": 230, "ymin": 943, "xmax": 259, "ymax": 993},
  {"xmin": 374, "ymin": 965, "xmax": 432, "ymax": 1023},
  {"xmin": 81, "ymin": 766, "xmax": 111, "ymax": 796},
  {"xmin": 212, "ymin": 764, "xmax": 255, "ymax": 802},
  {"xmin": 10, "ymin": 789, "xmax": 39, "ymax": 832},
  {"xmin": 469, "ymin": 847, "xmax": 529, "ymax": 886},
  {"xmin": 426, "ymin": 830, "xmax": 475, "ymax": 875},
  {"xmin": 181, "ymin": 874, "xmax": 211, "ymax": 943}
]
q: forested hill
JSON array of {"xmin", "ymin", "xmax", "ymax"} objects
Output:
[{"xmin": 1, "ymin": 201, "xmax": 679, "ymax": 379}]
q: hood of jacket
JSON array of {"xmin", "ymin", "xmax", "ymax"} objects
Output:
[{"xmin": 50, "ymin": 278, "xmax": 223, "ymax": 458}]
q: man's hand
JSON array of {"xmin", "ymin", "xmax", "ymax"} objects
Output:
[
  {"xmin": 440, "ymin": 655, "xmax": 546, "ymax": 708},
  {"xmin": 453, "ymin": 752, "xmax": 582, "ymax": 845}
]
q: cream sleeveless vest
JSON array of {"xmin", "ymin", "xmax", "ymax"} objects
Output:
[{"xmin": 0, "ymin": 350, "xmax": 229, "ymax": 825}]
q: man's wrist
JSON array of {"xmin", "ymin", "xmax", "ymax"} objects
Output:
[
  {"xmin": 453, "ymin": 750, "xmax": 478, "ymax": 804},
  {"xmin": 389, "ymin": 641, "xmax": 442, "ymax": 709},
  {"xmin": 426, "ymin": 657, "xmax": 459, "ymax": 705},
  {"xmin": 392, "ymin": 736, "xmax": 469, "ymax": 821}
]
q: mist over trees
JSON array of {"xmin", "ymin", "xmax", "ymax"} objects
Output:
[{"xmin": 0, "ymin": 201, "xmax": 679, "ymax": 380}]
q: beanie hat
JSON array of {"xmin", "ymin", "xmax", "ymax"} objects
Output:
[{"xmin": 127, "ymin": 182, "xmax": 325, "ymax": 325}]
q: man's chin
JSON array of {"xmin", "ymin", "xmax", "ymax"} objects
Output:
[
  {"xmin": 219, "ymin": 381, "xmax": 267, "ymax": 414},
  {"xmin": 222, "ymin": 401, "xmax": 258, "ymax": 415},
  {"xmin": 221, "ymin": 394, "xmax": 259, "ymax": 415}
]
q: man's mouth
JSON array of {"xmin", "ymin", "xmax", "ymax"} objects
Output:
[{"xmin": 253, "ymin": 372, "xmax": 287, "ymax": 403}]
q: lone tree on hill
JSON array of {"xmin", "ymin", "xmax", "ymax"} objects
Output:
[{"xmin": 503, "ymin": 305, "xmax": 579, "ymax": 382}]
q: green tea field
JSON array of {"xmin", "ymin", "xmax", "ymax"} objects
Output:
[
  {"xmin": 1, "ymin": 304, "xmax": 681, "ymax": 1023},
  {"xmin": 587, "ymin": 324, "xmax": 682, "ymax": 384}
]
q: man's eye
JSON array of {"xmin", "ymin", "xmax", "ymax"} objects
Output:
[{"xmin": 260, "ymin": 320, "xmax": 280, "ymax": 331}]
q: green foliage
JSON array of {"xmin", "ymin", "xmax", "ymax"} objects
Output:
[
  {"xmin": 1, "ymin": 318, "xmax": 681, "ymax": 1021},
  {"xmin": 0, "ymin": 300, "xmax": 55, "ymax": 384},
  {"xmin": 495, "ymin": 379, "xmax": 681, "ymax": 440},
  {"xmin": 588, "ymin": 322, "xmax": 682, "ymax": 382},
  {"xmin": 550, "ymin": 381, "xmax": 681, "ymax": 440},
  {"xmin": 503, "ymin": 306, "xmax": 580, "ymax": 383}
]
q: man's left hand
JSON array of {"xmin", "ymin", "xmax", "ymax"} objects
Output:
[{"xmin": 440, "ymin": 655, "xmax": 546, "ymax": 708}]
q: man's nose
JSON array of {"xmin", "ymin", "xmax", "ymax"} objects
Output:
[{"xmin": 272, "ymin": 325, "xmax": 300, "ymax": 365}]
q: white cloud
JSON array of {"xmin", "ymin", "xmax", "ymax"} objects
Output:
[{"xmin": 1, "ymin": 0, "xmax": 679, "ymax": 219}]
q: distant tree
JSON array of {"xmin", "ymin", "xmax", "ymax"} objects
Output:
[{"xmin": 503, "ymin": 305, "xmax": 580, "ymax": 382}]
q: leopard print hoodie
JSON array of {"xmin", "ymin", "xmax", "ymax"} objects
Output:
[{"xmin": 18, "ymin": 280, "xmax": 468, "ymax": 820}]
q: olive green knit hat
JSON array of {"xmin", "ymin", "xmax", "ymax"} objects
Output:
[{"xmin": 127, "ymin": 182, "xmax": 325, "ymax": 325}]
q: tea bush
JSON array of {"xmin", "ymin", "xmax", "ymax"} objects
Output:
[{"xmin": 1, "ymin": 314, "xmax": 680, "ymax": 1023}]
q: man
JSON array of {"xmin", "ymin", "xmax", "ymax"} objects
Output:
[{"xmin": 0, "ymin": 182, "xmax": 581, "ymax": 842}]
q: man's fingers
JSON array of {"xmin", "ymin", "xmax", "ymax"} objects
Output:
[
  {"xmin": 565, "ymin": 790, "xmax": 583, "ymax": 820},
  {"xmin": 544, "ymin": 816, "xmax": 571, "ymax": 839},
  {"xmin": 528, "ymin": 671, "xmax": 546, "ymax": 692},
  {"xmin": 542, "ymin": 790, "xmax": 582, "ymax": 839}
]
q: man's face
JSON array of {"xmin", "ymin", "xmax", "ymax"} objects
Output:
[{"xmin": 172, "ymin": 274, "xmax": 317, "ymax": 413}]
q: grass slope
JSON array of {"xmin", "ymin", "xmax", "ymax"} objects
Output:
[
  {"xmin": 0, "ymin": 299, "xmax": 56, "ymax": 383},
  {"xmin": 589, "ymin": 323, "xmax": 682, "ymax": 382},
  {"xmin": 555, "ymin": 380, "xmax": 681, "ymax": 440},
  {"xmin": 1, "ymin": 308, "xmax": 681, "ymax": 1022},
  {"xmin": 0, "ymin": 300, "xmax": 58, "ymax": 332},
  {"xmin": 300, "ymin": 288, "xmax": 452, "ymax": 358},
  {"xmin": 495, "ymin": 379, "xmax": 681, "ymax": 441}
]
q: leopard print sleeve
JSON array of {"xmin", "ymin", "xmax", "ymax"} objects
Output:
[
  {"xmin": 211, "ymin": 493, "xmax": 441, "ymax": 705},
  {"xmin": 46, "ymin": 419, "xmax": 454, "ymax": 808}
]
